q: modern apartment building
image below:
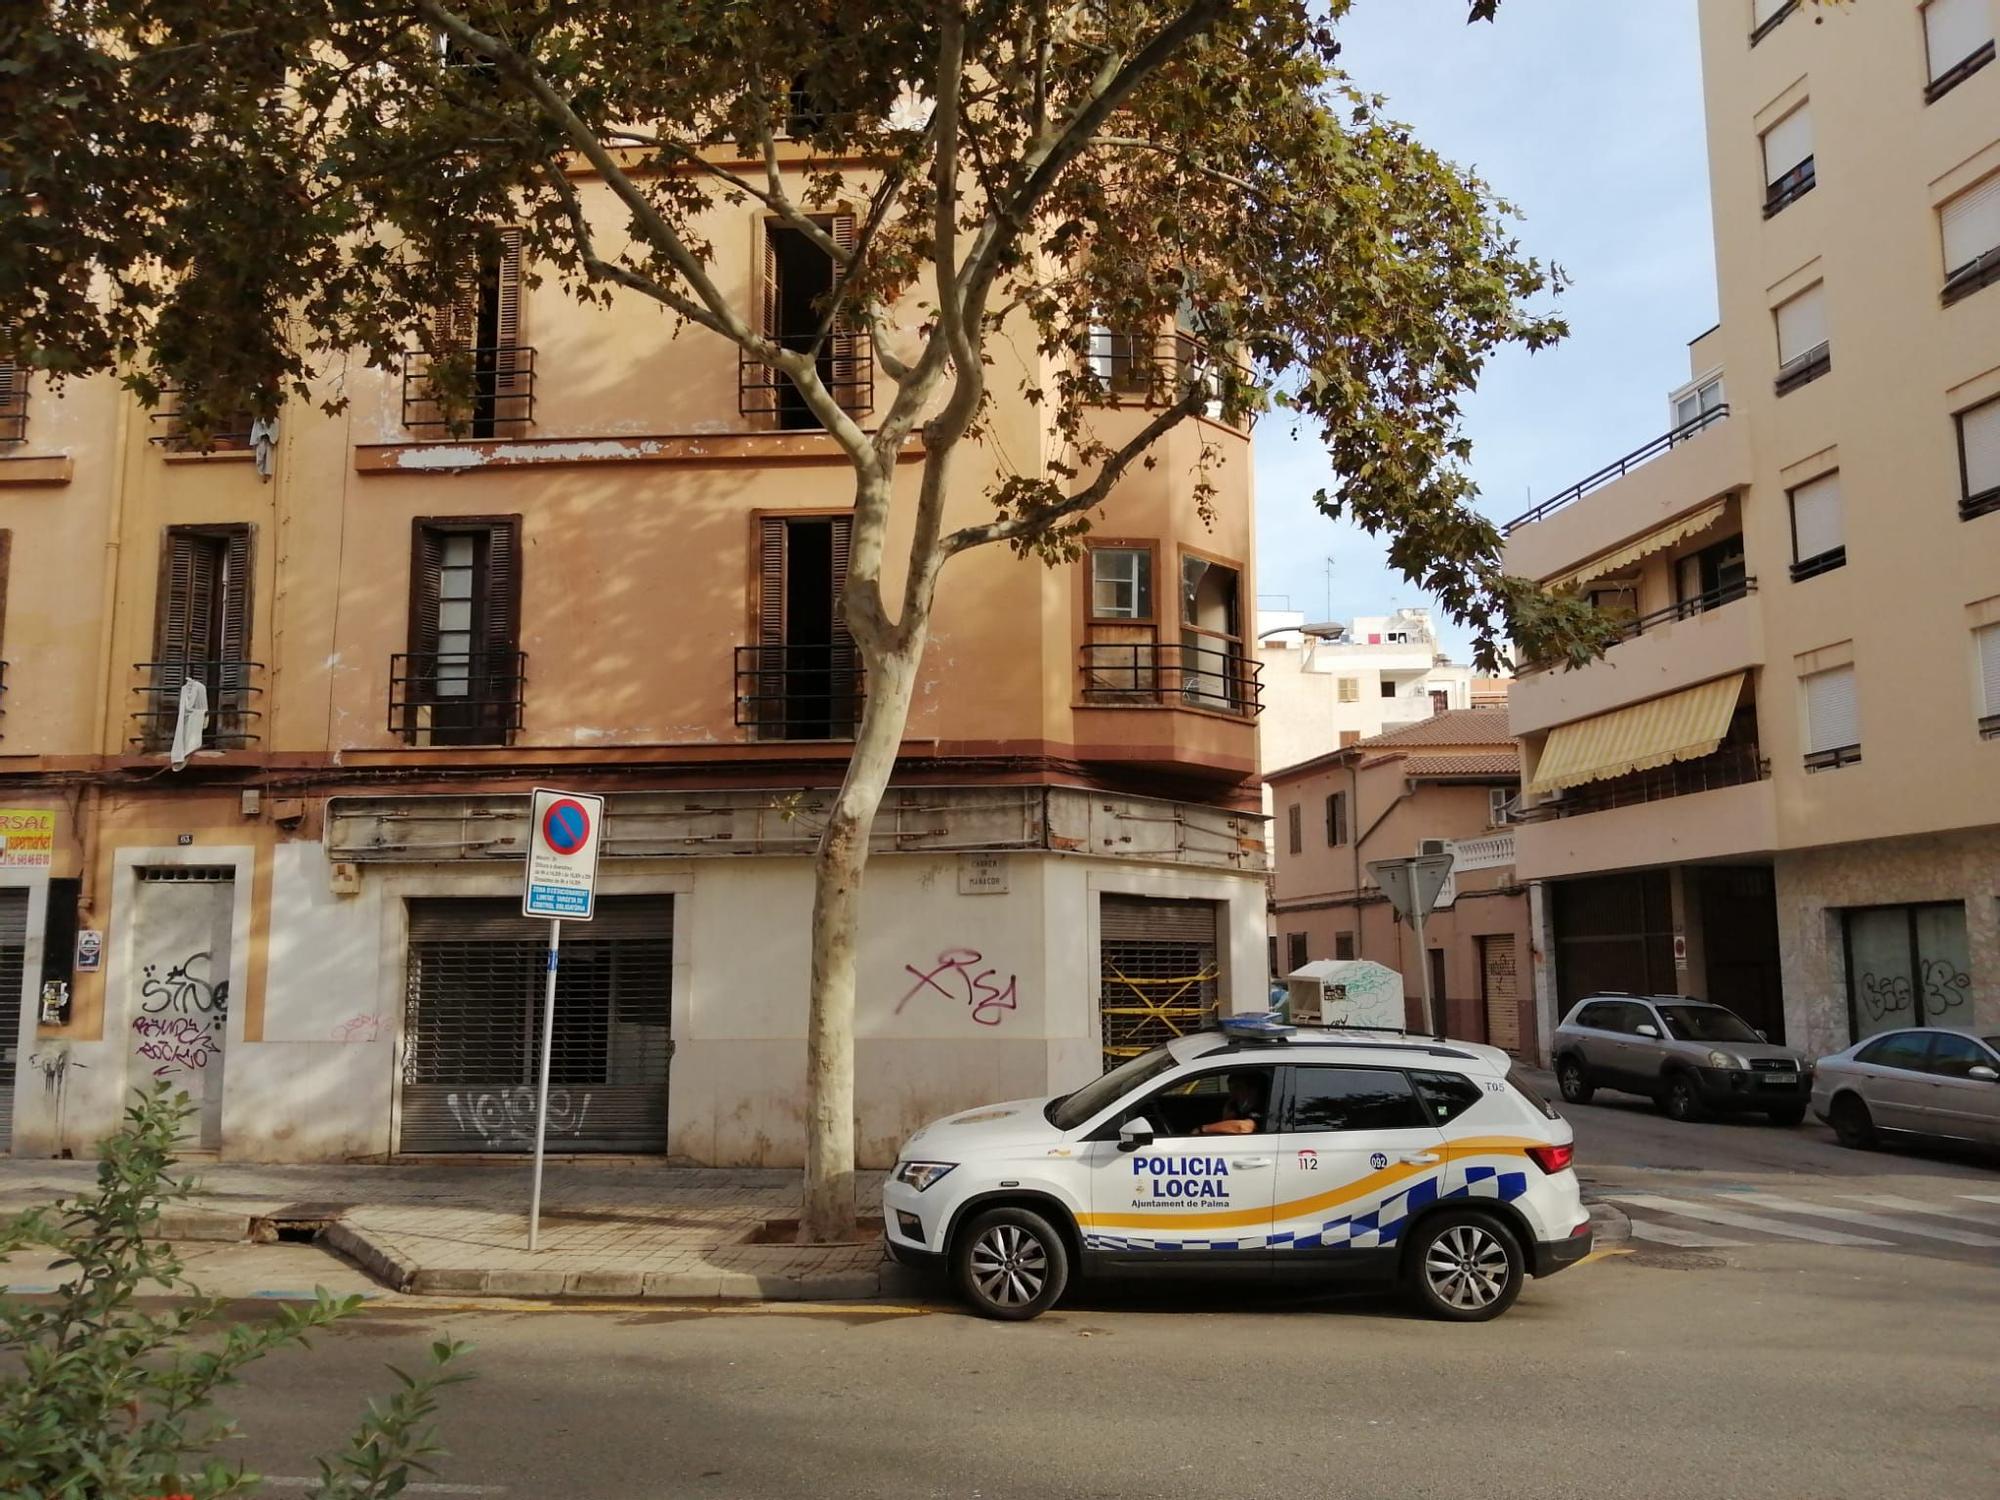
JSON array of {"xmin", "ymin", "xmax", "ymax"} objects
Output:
[
  {"xmin": 0, "ymin": 147, "xmax": 1269, "ymax": 1162},
  {"xmin": 1266, "ymin": 709, "xmax": 1531, "ymax": 1056},
  {"xmin": 1505, "ymin": 0, "xmax": 2000, "ymax": 1058}
]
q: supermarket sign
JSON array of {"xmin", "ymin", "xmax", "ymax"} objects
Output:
[{"xmin": 0, "ymin": 809, "xmax": 57, "ymax": 869}]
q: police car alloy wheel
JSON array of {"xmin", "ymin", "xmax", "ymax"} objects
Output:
[
  {"xmin": 954, "ymin": 1206, "xmax": 1070, "ymax": 1320},
  {"xmin": 1408, "ymin": 1210, "xmax": 1524, "ymax": 1322}
]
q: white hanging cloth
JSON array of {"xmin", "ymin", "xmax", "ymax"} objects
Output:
[{"xmin": 169, "ymin": 676, "xmax": 209, "ymax": 770}]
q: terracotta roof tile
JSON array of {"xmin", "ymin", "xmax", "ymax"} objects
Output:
[
  {"xmin": 1356, "ymin": 707, "xmax": 1513, "ymax": 748},
  {"xmin": 1400, "ymin": 751, "xmax": 1520, "ymax": 778}
]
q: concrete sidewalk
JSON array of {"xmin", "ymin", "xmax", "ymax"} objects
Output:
[{"xmin": 0, "ymin": 1157, "xmax": 906, "ymax": 1301}]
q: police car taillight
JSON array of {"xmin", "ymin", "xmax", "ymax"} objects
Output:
[{"xmin": 1526, "ymin": 1144, "xmax": 1573, "ymax": 1174}]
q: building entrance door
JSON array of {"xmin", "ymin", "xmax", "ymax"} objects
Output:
[
  {"xmin": 1479, "ymin": 934, "xmax": 1522, "ymax": 1054},
  {"xmin": 130, "ymin": 868, "xmax": 235, "ymax": 1149},
  {"xmin": 1099, "ymin": 896, "xmax": 1220, "ymax": 1069}
]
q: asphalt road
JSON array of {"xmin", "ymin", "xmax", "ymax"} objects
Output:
[{"xmin": 14, "ymin": 1092, "xmax": 1997, "ymax": 1499}]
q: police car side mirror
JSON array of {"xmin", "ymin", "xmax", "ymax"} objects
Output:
[{"xmin": 1118, "ymin": 1118, "xmax": 1156, "ymax": 1153}]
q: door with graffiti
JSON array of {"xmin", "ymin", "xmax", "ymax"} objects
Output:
[
  {"xmin": 129, "ymin": 868, "xmax": 235, "ymax": 1149},
  {"xmin": 1098, "ymin": 895, "xmax": 1220, "ymax": 1070},
  {"xmin": 0, "ymin": 888, "xmax": 27, "ymax": 1153}
]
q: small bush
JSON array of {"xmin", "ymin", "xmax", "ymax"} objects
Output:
[{"xmin": 0, "ymin": 1084, "xmax": 470, "ymax": 1498}]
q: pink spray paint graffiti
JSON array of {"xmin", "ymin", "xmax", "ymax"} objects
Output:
[{"xmin": 896, "ymin": 948, "xmax": 1020, "ymax": 1027}]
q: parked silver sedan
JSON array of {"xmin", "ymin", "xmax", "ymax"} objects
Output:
[{"xmin": 1813, "ymin": 1029, "xmax": 2000, "ymax": 1150}]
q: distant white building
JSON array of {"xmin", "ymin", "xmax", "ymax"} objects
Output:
[{"xmin": 1255, "ymin": 607, "xmax": 1509, "ymax": 861}]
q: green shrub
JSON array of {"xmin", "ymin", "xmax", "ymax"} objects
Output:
[{"xmin": 0, "ymin": 1084, "xmax": 470, "ymax": 1498}]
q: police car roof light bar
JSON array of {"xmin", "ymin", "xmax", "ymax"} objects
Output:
[{"xmin": 1216, "ymin": 1012, "xmax": 1296, "ymax": 1043}]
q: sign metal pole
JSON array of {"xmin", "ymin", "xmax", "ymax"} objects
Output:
[
  {"xmin": 1412, "ymin": 901, "xmax": 1436, "ymax": 1036},
  {"xmin": 528, "ymin": 917, "xmax": 561, "ymax": 1253}
]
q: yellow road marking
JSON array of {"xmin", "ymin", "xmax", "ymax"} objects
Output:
[{"xmin": 1574, "ymin": 1247, "xmax": 1635, "ymax": 1268}]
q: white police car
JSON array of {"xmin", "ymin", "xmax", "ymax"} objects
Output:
[{"xmin": 884, "ymin": 1018, "xmax": 1591, "ymax": 1321}]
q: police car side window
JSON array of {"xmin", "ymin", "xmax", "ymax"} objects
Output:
[
  {"xmin": 1285, "ymin": 1067, "xmax": 1427, "ymax": 1133},
  {"xmin": 1408, "ymin": 1070, "xmax": 1482, "ymax": 1125}
]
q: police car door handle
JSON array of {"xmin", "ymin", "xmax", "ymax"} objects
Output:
[
  {"xmin": 1400, "ymin": 1152, "xmax": 1441, "ymax": 1165},
  {"xmin": 1237, "ymin": 1157, "xmax": 1273, "ymax": 1169}
]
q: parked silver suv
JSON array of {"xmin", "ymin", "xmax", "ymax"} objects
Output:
[{"xmin": 1553, "ymin": 995, "xmax": 1812, "ymax": 1125}]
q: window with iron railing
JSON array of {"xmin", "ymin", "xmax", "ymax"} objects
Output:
[
  {"xmin": 1750, "ymin": 0, "xmax": 1798, "ymax": 46},
  {"xmin": 408, "ymin": 230, "xmax": 534, "ymax": 439},
  {"xmin": 1774, "ymin": 283, "xmax": 1831, "ymax": 396},
  {"xmin": 1974, "ymin": 623, "xmax": 2000, "ymax": 739},
  {"xmin": 1801, "ymin": 663, "xmax": 1860, "ymax": 772},
  {"xmin": 1788, "ymin": 471, "xmax": 1846, "ymax": 580},
  {"xmin": 742, "ymin": 216, "xmax": 873, "ymax": 429},
  {"xmin": 147, "ymin": 389, "xmax": 257, "ymax": 453},
  {"xmin": 399, "ymin": 519, "xmax": 524, "ymax": 746},
  {"xmin": 1532, "ymin": 740, "xmax": 1769, "ymax": 819},
  {"xmin": 1923, "ymin": 0, "xmax": 1994, "ymax": 102},
  {"xmin": 1940, "ymin": 174, "xmax": 2000, "ymax": 308},
  {"xmin": 1761, "ymin": 104, "xmax": 1815, "ymax": 217},
  {"xmin": 136, "ymin": 526, "xmax": 260, "ymax": 751},
  {"xmin": 1961, "ymin": 395, "xmax": 2000, "ymax": 520},
  {"xmin": 0, "ymin": 363, "xmax": 25, "ymax": 446}
]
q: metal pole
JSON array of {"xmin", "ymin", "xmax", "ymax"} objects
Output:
[
  {"xmin": 1413, "ymin": 902, "xmax": 1436, "ymax": 1037},
  {"xmin": 527, "ymin": 917, "xmax": 561, "ymax": 1252}
]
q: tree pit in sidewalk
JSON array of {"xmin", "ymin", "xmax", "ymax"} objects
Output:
[{"xmin": 749, "ymin": 1215, "xmax": 885, "ymax": 1247}]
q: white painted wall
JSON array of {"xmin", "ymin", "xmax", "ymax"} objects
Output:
[{"xmin": 12, "ymin": 841, "xmax": 1266, "ymax": 1168}]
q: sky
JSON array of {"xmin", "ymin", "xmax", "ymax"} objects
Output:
[{"xmin": 1253, "ymin": 0, "xmax": 1720, "ymax": 656}]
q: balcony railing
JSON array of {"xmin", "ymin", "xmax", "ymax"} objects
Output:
[
  {"xmin": 1750, "ymin": 0, "xmax": 1798, "ymax": 46},
  {"xmin": 0, "ymin": 370, "xmax": 26, "ymax": 446},
  {"xmin": 401, "ymin": 345, "xmax": 536, "ymax": 437},
  {"xmin": 1926, "ymin": 39, "xmax": 1994, "ymax": 104},
  {"xmin": 130, "ymin": 659, "xmax": 263, "ymax": 751},
  {"xmin": 734, "ymin": 643, "xmax": 863, "ymax": 741},
  {"xmin": 1790, "ymin": 547, "xmax": 1846, "ymax": 582},
  {"xmin": 389, "ymin": 651, "xmax": 527, "ymax": 746},
  {"xmin": 1979, "ymin": 713, "xmax": 2000, "ymax": 741},
  {"xmin": 1502, "ymin": 404, "xmax": 1730, "ymax": 534},
  {"xmin": 739, "ymin": 330, "xmax": 875, "ymax": 420},
  {"xmin": 1775, "ymin": 342, "xmax": 1831, "ymax": 396},
  {"xmin": 1602, "ymin": 577, "xmax": 1756, "ymax": 650},
  {"xmin": 1529, "ymin": 742, "xmax": 1768, "ymax": 819},
  {"xmin": 147, "ymin": 391, "xmax": 254, "ymax": 452},
  {"xmin": 1080, "ymin": 640, "xmax": 1263, "ymax": 719},
  {"xmin": 1763, "ymin": 157, "xmax": 1816, "ymax": 218},
  {"xmin": 1084, "ymin": 331, "xmax": 1255, "ymax": 427},
  {"xmin": 1803, "ymin": 742, "xmax": 1862, "ymax": 773},
  {"xmin": 1943, "ymin": 245, "xmax": 2000, "ymax": 309}
]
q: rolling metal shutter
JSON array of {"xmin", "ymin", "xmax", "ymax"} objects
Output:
[
  {"xmin": 1099, "ymin": 895, "xmax": 1219, "ymax": 1067},
  {"xmin": 0, "ymin": 889, "xmax": 27, "ymax": 1153},
  {"xmin": 1480, "ymin": 934, "xmax": 1521, "ymax": 1055},
  {"xmin": 400, "ymin": 896, "xmax": 672, "ymax": 1154}
]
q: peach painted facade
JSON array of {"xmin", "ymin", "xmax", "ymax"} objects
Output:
[
  {"xmin": 1505, "ymin": 0, "xmax": 2000, "ymax": 1057},
  {"xmin": 1266, "ymin": 711, "xmax": 1533, "ymax": 1058},
  {"xmin": 0, "ymin": 148, "xmax": 1271, "ymax": 1161}
]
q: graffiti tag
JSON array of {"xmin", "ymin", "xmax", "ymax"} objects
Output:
[
  {"xmin": 330, "ymin": 1013, "xmax": 385, "ymax": 1044},
  {"xmin": 133, "ymin": 1014, "xmax": 221, "ymax": 1075},
  {"xmin": 445, "ymin": 1086, "xmax": 593, "ymax": 1145},
  {"xmin": 896, "ymin": 948, "xmax": 1020, "ymax": 1027},
  {"xmin": 140, "ymin": 952, "xmax": 228, "ymax": 1018}
]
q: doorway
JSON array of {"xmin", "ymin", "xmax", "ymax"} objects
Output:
[{"xmin": 129, "ymin": 868, "xmax": 235, "ymax": 1149}]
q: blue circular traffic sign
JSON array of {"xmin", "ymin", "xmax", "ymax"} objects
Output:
[{"xmin": 542, "ymin": 798, "xmax": 591, "ymax": 856}]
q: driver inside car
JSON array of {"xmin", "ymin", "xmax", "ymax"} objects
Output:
[{"xmin": 1196, "ymin": 1071, "xmax": 1269, "ymax": 1136}]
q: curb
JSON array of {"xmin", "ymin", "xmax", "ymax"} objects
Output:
[
  {"xmin": 149, "ymin": 1210, "xmax": 253, "ymax": 1243},
  {"xmin": 1585, "ymin": 1197, "xmax": 1633, "ymax": 1250}
]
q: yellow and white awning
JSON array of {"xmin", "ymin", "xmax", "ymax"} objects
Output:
[
  {"xmin": 1527, "ymin": 673, "xmax": 1745, "ymax": 795},
  {"xmin": 1543, "ymin": 499, "xmax": 1727, "ymax": 593}
]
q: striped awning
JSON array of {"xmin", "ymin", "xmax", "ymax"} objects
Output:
[
  {"xmin": 1543, "ymin": 499, "xmax": 1728, "ymax": 592},
  {"xmin": 1527, "ymin": 673, "xmax": 1746, "ymax": 794}
]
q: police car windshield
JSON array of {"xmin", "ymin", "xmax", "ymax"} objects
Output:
[
  {"xmin": 1047, "ymin": 1047, "xmax": 1178, "ymax": 1130},
  {"xmin": 1656, "ymin": 1005, "xmax": 1761, "ymax": 1044}
]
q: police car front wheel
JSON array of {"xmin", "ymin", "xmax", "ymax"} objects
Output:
[
  {"xmin": 1407, "ymin": 1211, "xmax": 1525, "ymax": 1322},
  {"xmin": 954, "ymin": 1206, "xmax": 1070, "ymax": 1320}
]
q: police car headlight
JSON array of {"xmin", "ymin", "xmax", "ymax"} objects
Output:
[
  {"xmin": 894, "ymin": 1161, "xmax": 957, "ymax": 1192},
  {"xmin": 1707, "ymin": 1050, "xmax": 1746, "ymax": 1070}
]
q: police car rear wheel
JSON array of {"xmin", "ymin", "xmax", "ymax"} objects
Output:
[
  {"xmin": 1408, "ymin": 1212, "xmax": 1523, "ymax": 1322},
  {"xmin": 956, "ymin": 1207, "xmax": 1069, "ymax": 1321}
]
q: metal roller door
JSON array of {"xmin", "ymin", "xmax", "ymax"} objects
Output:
[
  {"xmin": 1099, "ymin": 895, "xmax": 1219, "ymax": 1068},
  {"xmin": 1480, "ymin": 934, "xmax": 1521, "ymax": 1055},
  {"xmin": 400, "ymin": 896, "xmax": 673, "ymax": 1154},
  {"xmin": 0, "ymin": 889, "xmax": 25, "ymax": 1153}
]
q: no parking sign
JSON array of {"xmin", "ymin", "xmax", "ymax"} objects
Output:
[{"xmin": 523, "ymin": 787, "xmax": 603, "ymax": 920}]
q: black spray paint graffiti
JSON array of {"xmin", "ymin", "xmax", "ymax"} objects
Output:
[
  {"xmin": 27, "ymin": 1049, "xmax": 85, "ymax": 1098},
  {"xmin": 134, "ymin": 951, "xmax": 227, "ymax": 1077},
  {"xmin": 1859, "ymin": 960, "xmax": 1972, "ymax": 1024},
  {"xmin": 445, "ymin": 1086, "xmax": 593, "ymax": 1145}
]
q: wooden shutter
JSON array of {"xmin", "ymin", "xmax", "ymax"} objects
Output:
[
  {"xmin": 408, "ymin": 524, "xmax": 445, "ymax": 660},
  {"xmin": 1287, "ymin": 803, "xmax": 1302, "ymax": 855},
  {"xmin": 761, "ymin": 231, "xmax": 781, "ymax": 342},
  {"xmin": 482, "ymin": 517, "xmax": 522, "ymax": 673},
  {"xmin": 828, "ymin": 513, "xmax": 857, "ymax": 729},
  {"xmin": 757, "ymin": 516, "xmax": 787, "ymax": 646},
  {"xmin": 828, "ymin": 214, "xmax": 861, "ymax": 413},
  {"xmin": 494, "ymin": 229, "xmax": 525, "ymax": 392},
  {"xmin": 433, "ymin": 251, "xmax": 482, "ymax": 351},
  {"xmin": 159, "ymin": 531, "xmax": 222, "ymax": 664}
]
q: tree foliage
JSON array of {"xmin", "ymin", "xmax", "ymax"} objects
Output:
[
  {"xmin": 2, "ymin": 0, "xmax": 1614, "ymax": 669},
  {"xmin": 0, "ymin": 1086, "xmax": 470, "ymax": 1499}
]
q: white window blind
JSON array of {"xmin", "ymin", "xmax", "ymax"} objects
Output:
[
  {"xmin": 1762, "ymin": 106, "xmax": 1813, "ymax": 184},
  {"xmin": 1942, "ymin": 175, "xmax": 2000, "ymax": 275},
  {"xmin": 1776, "ymin": 284, "xmax": 1828, "ymax": 365},
  {"xmin": 1337, "ymin": 677, "xmax": 1360, "ymax": 703},
  {"xmin": 1924, "ymin": 0, "xmax": 1992, "ymax": 80},
  {"xmin": 1978, "ymin": 624, "xmax": 2000, "ymax": 718},
  {"xmin": 1803, "ymin": 664, "xmax": 1859, "ymax": 753},
  {"xmin": 1790, "ymin": 472, "xmax": 1844, "ymax": 560},
  {"xmin": 1754, "ymin": 0, "xmax": 1790, "ymax": 25},
  {"xmin": 1961, "ymin": 397, "xmax": 2000, "ymax": 498}
]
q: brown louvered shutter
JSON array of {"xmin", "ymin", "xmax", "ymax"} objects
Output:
[
  {"xmin": 433, "ymin": 249, "xmax": 481, "ymax": 352},
  {"xmin": 216, "ymin": 528, "xmax": 254, "ymax": 725},
  {"xmin": 828, "ymin": 214, "xmax": 861, "ymax": 413},
  {"xmin": 494, "ymin": 230, "xmax": 525, "ymax": 395},
  {"xmin": 0, "ymin": 529, "xmax": 11, "ymax": 679},
  {"xmin": 408, "ymin": 524, "xmax": 445, "ymax": 660},
  {"xmin": 483, "ymin": 518, "xmax": 521, "ymax": 663},
  {"xmin": 761, "ymin": 231, "xmax": 781, "ymax": 343},
  {"xmin": 754, "ymin": 516, "xmax": 787, "ymax": 736}
]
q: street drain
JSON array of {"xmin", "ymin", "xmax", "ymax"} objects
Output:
[
  {"xmin": 1624, "ymin": 1250, "xmax": 1726, "ymax": 1271},
  {"xmin": 249, "ymin": 1202, "xmax": 349, "ymax": 1246}
]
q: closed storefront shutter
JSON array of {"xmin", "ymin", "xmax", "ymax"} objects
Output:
[
  {"xmin": 1099, "ymin": 895, "xmax": 1219, "ymax": 1067},
  {"xmin": 1479, "ymin": 934, "xmax": 1521, "ymax": 1055},
  {"xmin": 400, "ymin": 896, "xmax": 673, "ymax": 1154},
  {"xmin": 0, "ymin": 888, "xmax": 25, "ymax": 1152}
]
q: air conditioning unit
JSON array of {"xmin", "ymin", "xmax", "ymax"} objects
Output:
[{"xmin": 1418, "ymin": 838, "xmax": 1449, "ymax": 857}]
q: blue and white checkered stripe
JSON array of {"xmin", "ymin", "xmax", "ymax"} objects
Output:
[{"xmin": 1083, "ymin": 1167, "xmax": 1529, "ymax": 1255}]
